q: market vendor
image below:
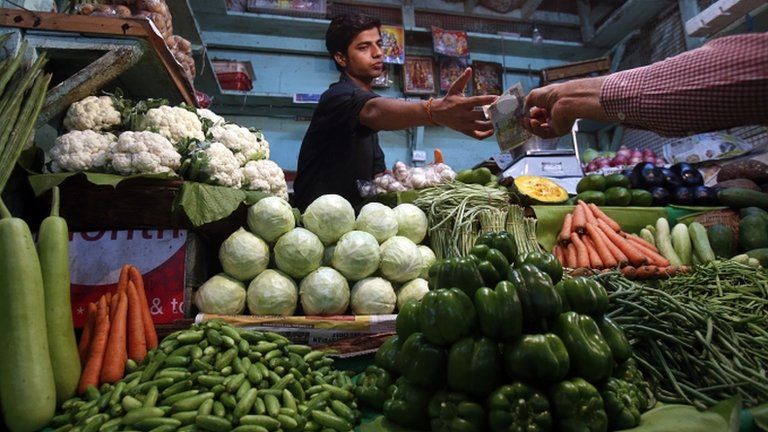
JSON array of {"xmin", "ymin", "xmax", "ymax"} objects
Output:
[{"xmin": 293, "ymin": 13, "xmax": 499, "ymax": 210}]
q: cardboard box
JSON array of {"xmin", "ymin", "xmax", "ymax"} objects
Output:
[{"xmin": 69, "ymin": 229, "xmax": 208, "ymax": 327}]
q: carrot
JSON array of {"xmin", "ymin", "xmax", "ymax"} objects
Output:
[
  {"xmin": 635, "ymin": 265, "xmax": 660, "ymax": 279},
  {"xmin": 620, "ymin": 266, "xmax": 638, "ymax": 279},
  {"xmin": 109, "ymin": 291, "xmax": 118, "ymax": 321},
  {"xmin": 78, "ymin": 297, "xmax": 110, "ymax": 394},
  {"xmin": 625, "ymin": 233, "xmax": 659, "ymax": 253},
  {"xmin": 434, "ymin": 149, "xmax": 444, "ymax": 164},
  {"xmin": 558, "ymin": 213, "xmax": 573, "ymax": 244},
  {"xmin": 553, "ymin": 244, "xmax": 565, "ymax": 266},
  {"xmin": 570, "ymin": 267, "xmax": 597, "ymax": 277},
  {"xmin": 585, "ymin": 224, "xmax": 620, "ymax": 268},
  {"xmin": 126, "ymin": 281, "xmax": 147, "ymax": 363},
  {"xmin": 117, "ymin": 264, "xmax": 130, "ymax": 295},
  {"xmin": 583, "ymin": 236, "xmax": 604, "ymax": 269},
  {"xmin": 100, "ymin": 291, "xmax": 127, "ymax": 384},
  {"xmin": 588, "ymin": 203, "xmax": 621, "ymax": 232},
  {"xmin": 570, "ymin": 233, "xmax": 590, "ymax": 269},
  {"xmin": 578, "ymin": 200, "xmax": 597, "ymax": 226},
  {"xmin": 597, "ymin": 219, "xmax": 647, "ymax": 267},
  {"xmin": 625, "ymin": 234, "xmax": 670, "ymax": 267},
  {"xmin": 78, "ymin": 302, "xmax": 97, "ymax": 363},
  {"xmin": 129, "ymin": 266, "xmax": 157, "ymax": 349},
  {"xmin": 572, "ymin": 205, "xmax": 586, "ymax": 235},
  {"xmin": 565, "ymin": 242, "xmax": 578, "ymax": 269}
]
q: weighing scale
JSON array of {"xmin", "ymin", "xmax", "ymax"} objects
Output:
[{"xmin": 500, "ymin": 149, "xmax": 584, "ymax": 195}]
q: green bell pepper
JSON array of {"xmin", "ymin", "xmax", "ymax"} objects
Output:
[
  {"xmin": 555, "ymin": 277, "xmax": 609, "ymax": 317},
  {"xmin": 552, "ymin": 312, "xmax": 614, "ymax": 383},
  {"xmin": 614, "ymin": 358, "xmax": 652, "ymax": 411},
  {"xmin": 428, "ymin": 390, "xmax": 486, "ymax": 432},
  {"xmin": 475, "ymin": 231, "xmax": 518, "ymax": 263},
  {"xmin": 374, "ymin": 335, "xmax": 402, "ymax": 375},
  {"xmin": 474, "ymin": 280, "xmax": 523, "ymax": 342},
  {"xmin": 550, "ymin": 377, "xmax": 608, "ymax": 432},
  {"xmin": 488, "ymin": 383, "xmax": 552, "ymax": 432},
  {"xmin": 383, "ymin": 376, "xmax": 432, "ymax": 430},
  {"xmin": 503, "ymin": 333, "xmax": 569, "ymax": 384},
  {"xmin": 447, "ymin": 336, "xmax": 502, "ymax": 398},
  {"xmin": 419, "ymin": 288, "xmax": 476, "ymax": 346},
  {"xmin": 600, "ymin": 378, "xmax": 643, "ymax": 430},
  {"xmin": 513, "ymin": 264, "xmax": 563, "ymax": 329},
  {"xmin": 515, "ymin": 252, "xmax": 563, "ymax": 284},
  {"xmin": 469, "ymin": 244, "xmax": 510, "ymax": 286},
  {"xmin": 354, "ymin": 365, "xmax": 393, "ymax": 410},
  {"xmin": 598, "ymin": 317, "xmax": 631, "ymax": 363},
  {"xmin": 429, "ymin": 257, "xmax": 485, "ymax": 296},
  {"xmin": 398, "ymin": 332, "xmax": 447, "ymax": 390},
  {"xmin": 396, "ymin": 298, "xmax": 421, "ymax": 340}
]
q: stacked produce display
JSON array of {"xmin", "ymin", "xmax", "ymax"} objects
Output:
[{"xmin": 194, "ymin": 194, "xmax": 435, "ymax": 317}]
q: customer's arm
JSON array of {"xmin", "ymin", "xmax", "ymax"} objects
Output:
[
  {"xmin": 524, "ymin": 33, "xmax": 768, "ymax": 137},
  {"xmin": 360, "ymin": 68, "xmax": 498, "ymax": 139}
]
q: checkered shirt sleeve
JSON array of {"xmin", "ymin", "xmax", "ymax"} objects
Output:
[{"xmin": 600, "ymin": 33, "xmax": 768, "ymax": 137}]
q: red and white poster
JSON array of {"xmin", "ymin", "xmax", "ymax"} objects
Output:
[{"xmin": 68, "ymin": 230, "xmax": 189, "ymax": 328}]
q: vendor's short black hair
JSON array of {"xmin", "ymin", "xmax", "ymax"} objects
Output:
[{"xmin": 325, "ymin": 13, "xmax": 381, "ymax": 71}]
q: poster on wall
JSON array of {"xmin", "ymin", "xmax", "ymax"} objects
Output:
[
  {"xmin": 380, "ymin": 25, "xmax": 405, "ymax": 64},
  {"xmin": 432, "ymin": 26, "xmax": 470, "ymax": 58},
  {"xmin": 372, "ymin": 66, "xmax": 390, "ymax": 88},
  {"xmin": 403, "ymin": 56, "xmax": 436, "ymax": 95},
  {"xmin": 439, "ymin": 57, "xmax": 468, "ymax": 92},
  {"xmin": 473, "ymin": 60, "xmax": 503, "ymax": 95}
]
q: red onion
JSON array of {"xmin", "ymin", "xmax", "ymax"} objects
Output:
[
  {"xmin": 629, "ymin": 156, "xmax": 643, "ymax": 165},
  {"xmin": 612, "ymin": 155, "xmax": 629, "ymax": 166},
  {"xmin": 631, "ymin": 150, "xmax": 643, "ymax": 159},
  {"xmin": 643, "ymin": 156, "xmax": 657, "ymax": 163},
  {"xmin": 586, "ymin": 162, "xmax": 598, "ymax": 172},
  {"xmin": 616, "ymin": 146, "xmax": 632, "ymax": 158},
  {"xmin": 654, "ymin": 159, "xmax": 666, "ymax": 167},
  {"xmin": 596, "ymin": 159, "xmax": 611, "ymax": 168},
  {"xmin": 642, "ymin": 149, "xmax": 655, "ymax": 158}
]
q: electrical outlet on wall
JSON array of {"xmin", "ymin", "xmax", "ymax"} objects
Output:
[{"xmin": 412, "ymin": 150, "xmax": 427, "ymax": 162}]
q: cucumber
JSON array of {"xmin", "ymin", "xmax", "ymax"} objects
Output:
[
  {"xmin": 39, "ymin": 187, "xmax": 81, "ymax": 403},
  {"xmin": 748, "ymin": 258, "xmax": 762, "ymax": 269},
  {"xmin": 671, "ymin": 223, "xmax": 693, "ymax": 265},
  {"xmin": 739, "ymin": 215, "xmax": 768, "ymax": 251},
  {"xmin": 689, "ymin": 222, "xmax": 716, "ymax": 263},
  {"xmin": 707, "ymin": 224, "xmax": 736, "ymax": 259},
  {"xmin": 718, "ymin": 188, "xmax": 768, "ymax": 210},
  {"xmin": 746, "ymin": 248, "xmax": 768, "ymax": 267},
  {"xmin": 0, "ymin": 198, "xmax": 56, "ymax": 432},
  {"xmin": 655, "ymin": 218, "xmax": 682, "ymax": 266},
  {"xmin": 639, "ymin": 229, "xmax": 655, "ymax": 247}
]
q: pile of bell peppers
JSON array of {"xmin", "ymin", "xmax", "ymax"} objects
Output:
[{"xmin": 359, "ymin": 230, "xmax": 655, "ymax": 432}]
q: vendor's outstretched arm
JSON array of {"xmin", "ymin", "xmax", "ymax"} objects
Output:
[{"xmin": 360, "ymin": 68, "xmax": 499, "ymax": 140}]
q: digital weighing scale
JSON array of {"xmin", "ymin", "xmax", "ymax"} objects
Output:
[{"xmin": 500, "ymin": 149, "xmax": 584, "ymax": 195}]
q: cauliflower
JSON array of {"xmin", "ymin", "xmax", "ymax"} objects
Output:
[
  {"xmin": 207, "ymin": 124, "xmax": 269, "ymax": 166},
  {"xmin": 108, "ymin": 131, "xmax": 181, "ymax": 175},
  {"xmin": 184, "ymin": 142, "xmax": 244, "ymax": 188},
  {"xmin": 196, "ymin": 108, "xmax": 225, "ymax": 127},
  {"xmin": 63, "ymin": 96, "xmax": 122, "ymax": 131},
  {"xmin": 242, "ymin": 159, "xmax": 288, "ymax": 200},
  {"xmin": 139, "ymin": 105, "xmax": 205, "ymax": 144},
  {"xmin": 48, "ymin": 130, "xmax": 117, "ymax": 173}
]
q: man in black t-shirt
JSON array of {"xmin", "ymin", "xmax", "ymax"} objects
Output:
[{"xmin": 293, "ymin": 14, "xmax": 498, "ymax": 210}]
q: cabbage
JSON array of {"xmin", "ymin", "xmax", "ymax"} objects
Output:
[
  {"xmin": 195, "ymin": 273, "xmax": 247, "ymax": 315},
  {"xmin": 302, "ymin": 194, "xmax": 355, "ymax": 245},
  {"xmin": 219, "ymin": 228, "xmax": 270, "ymax": 281},
  {"xmin": 322, "ymin": 245, "xmax": 336, "ymax": 266},
  {"xmin": 393, "ymin": 204, "xmax": 428, "ymax": 244},
  {"xmin": 379, "ymin": 236, "xmax": 424, "ymax": 283},
  {"xmin": 418, "ymin": 245, "xmax": 436, "ymax": 279},
  {"xmin": 247, "ymin": 270, "xmax": 298, "ymax": 316},
  {"xmin": 350, "ymin": 277, "xmax": 396, "ymax": 315},
  {"xmin": 396, "ymin": 278, "xmax": 429, "ymax": 310},
  {"xmin": 332, "ymin": 231, "xmax": 380, "ymax": 281},
  {"xmin": 355, "ymin": 203, "xmax": 398, "ymax": 243},
  {"xmin": 247, "ymin": 197, "xmax": 295, "ymax": 242},
  {"xmin": 274, "ymin": 228, "xmax": 324, "ymax": 278},
  {"xmin": 299, "ymin": 267, "xmax": 349, "ymax": 315}
]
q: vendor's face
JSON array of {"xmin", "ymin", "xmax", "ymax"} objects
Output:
[{"xmin": 336, "ymin": 27, "xmax": 384, "ymax": 81}]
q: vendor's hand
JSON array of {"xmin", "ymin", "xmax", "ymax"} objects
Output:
[
  {"xmin": 432, "ymin": 68, "xmax": 499, "ymax": 140},
  {"xmin": 522, "ymin": 77, "xmax": 609, "ymax": 138}
]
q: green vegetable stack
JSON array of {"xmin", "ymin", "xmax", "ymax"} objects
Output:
[
  {"xmin": 361, "ymin": 232, "xmax": 654, "ymax": 431},
  {"xmin": 575, "ymin": 174, "xmax": 652, "ymax": 207}
]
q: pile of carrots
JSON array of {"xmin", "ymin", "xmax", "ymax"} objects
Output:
[
  {"xmin": 553, "ymin": 200, "xmax": 688, "ymax": 279},
  {"xmin": 77, "ymin": 265, "xmax": 158, "ymax": 394}
]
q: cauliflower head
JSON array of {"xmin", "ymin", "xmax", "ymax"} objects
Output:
[
  {"xmin": 242, "ymin": 159, "xmax": 288, "ymax": 200},
  {"xmin": 208, "ymin": 124, "xmax": 269, "ymax": 166},
  {"xmin": 185, "ymin": 142, "xmax": 244, "ymax": 188},
  {"xmin": 49, "ymin": 130, "xmax": 117, "ymax": 173},
  {"xmin": 139, "ymin": 105, "xmax": 205, "ymax": 144},
  {"xmin": 109, "ymin": 131, "xmax": 182, "ymax": 175},
  {"xmin": 196, "ymin": 108, "xmax": 225, "ymax": 127},
  {"xmin": 63, "ymin": 96, "xmax": 122, "ymax": 131}
]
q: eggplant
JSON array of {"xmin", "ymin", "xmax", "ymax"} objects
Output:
[
  {"xmin": 659, "ymin": 168, "xmax": 684, "ymax": 190},
  {"xmin": 641, "ymin": 166, "xmax": 664, "ymax": 188},
  {"xmin": 671, "ymin": 162, "xmax": 693, "ymax": 176},
  {"xmin": 622, "ymin": 168, "xmax": 640, "ymax": 188},
  {"xmin": 680, "ymin": 168, "xmax": 704, "ymax": 187},
  {"xmin": 672, "ymin": 186, "xmax": 695, "ymax": 205},
  {"xmin": 692, "ymin": 186, "xmax": 718, "ymax": 205},
  {"xmin": 650, "ymin": 187, "xmax": 671, "ymax": 206}
]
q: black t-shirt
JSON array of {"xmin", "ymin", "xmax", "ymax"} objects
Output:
[{"xmin": 293, "ymin": 73, "xmax": 385, "ymax": 210}]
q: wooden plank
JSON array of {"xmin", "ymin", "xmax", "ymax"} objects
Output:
[
  {"xmin": 577, "ymin": 0, "xmax": 594, "ymax": 43},
  {"xmin": 541, "ymin": 57, "xmax": 611, "ymax": 84}
]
